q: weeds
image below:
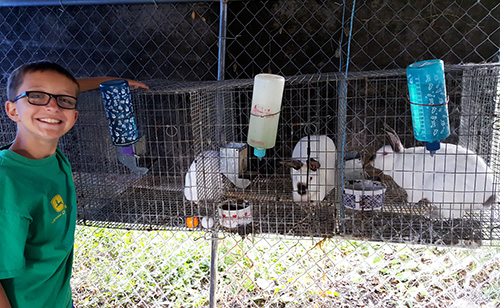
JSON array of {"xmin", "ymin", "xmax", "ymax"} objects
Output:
[{"xmin": 73, "ymin": 226, "xmax": 500, "ymax": 307}]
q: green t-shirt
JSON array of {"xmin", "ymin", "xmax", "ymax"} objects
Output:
[{"xmin": 0, "ymin": 147, "xmax": 76, "ymax": 308}]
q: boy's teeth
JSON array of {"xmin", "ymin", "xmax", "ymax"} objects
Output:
[{"xmin": 40, "ymin": 118, "xmax": 60, "ymax": 123}]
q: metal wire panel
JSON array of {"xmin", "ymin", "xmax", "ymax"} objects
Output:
[
  {"xmin": 67, "ymin": 78, "xmax": 341, "ymax": 234},
  {"xmin": 224, "ymin": 1, "xmax": 500, "ymax": 78},
  {"xmin": 54, "ymin": 63, "xmax": 499, "ymax": 246},
  {"xmin": 0, "ymin": 1, "xmax": 498, "ymax": 83},
  {"xmin": 0, "ymin": 3, "xmax": 221, "ymax": 83}
]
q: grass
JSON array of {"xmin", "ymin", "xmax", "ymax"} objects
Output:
[{"xmin": 72, "ymin": 225, "xmax": 500, "ymax": 307}]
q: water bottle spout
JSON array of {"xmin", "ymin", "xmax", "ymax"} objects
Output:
[
  {"xmin": 253, "ymin": 148, "xmax": 266, "ymax": 159},
  {"xmin": 425, "ymin": 141, "xmax": 440, "ymax": 156}
]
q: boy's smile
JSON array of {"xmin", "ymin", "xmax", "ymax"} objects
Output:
[
  {"xmin": 39, "ymin": 118, "xmax": 62, "ymax": 124},
  {"xmin": 5, "ymin": 70, "xmax": 79, "ymax": 152}
]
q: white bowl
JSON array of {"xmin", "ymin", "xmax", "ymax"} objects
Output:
[
  {"xmin": 343, "ymin": 180, "xmax": 386, "ymax": 210},
  {"xmin": 218, "ymin": 200, "xmax": 253, "ymax": 228}
]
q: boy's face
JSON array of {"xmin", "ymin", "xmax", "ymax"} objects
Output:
[{"xmin": 5, "ymin": 70, "xmax": 79, "ymax": 144}]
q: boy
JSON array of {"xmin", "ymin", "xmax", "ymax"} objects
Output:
[{"xmin": 0, "ymin": 61, "xmax": 147, "ymax": 308}]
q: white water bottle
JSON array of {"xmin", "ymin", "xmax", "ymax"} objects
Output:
[{"xmin": 247, "ymin": 74, "xmax": 285, "ymax": 159}]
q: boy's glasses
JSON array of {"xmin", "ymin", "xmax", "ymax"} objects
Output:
[{"xmin": 12, "ymin": 91, "xmax": 78, "ymax": 110}]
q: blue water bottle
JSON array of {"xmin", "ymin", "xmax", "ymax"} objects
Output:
[
  {"xmin": 100, "ymin": 79, "xmax": 139, "ymax": 146},
  {"xmin": 406, "ymin": 59, "xmax": 450, "ymax": 155}
]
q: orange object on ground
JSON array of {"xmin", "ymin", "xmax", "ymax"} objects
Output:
[{"xmin": 186, "ymin": 217, "xmax": 199, "ymax": 228}]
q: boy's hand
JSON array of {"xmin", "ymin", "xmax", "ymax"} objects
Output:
[
  {"xmin": 126, "ymin": 79, "xmax": 149, "ymax": 90},
  {"xmin": 77, "ymin": 77, "xmax": 150, "ymax": 92}
]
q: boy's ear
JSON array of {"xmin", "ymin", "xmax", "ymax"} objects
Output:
[{"xmin": 5, "ymin": 100, "xmax": 20, "ymax": 122}]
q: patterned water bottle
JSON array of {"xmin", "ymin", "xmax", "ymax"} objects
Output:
[
  {"xmin": 406, "ymin": 59, "xmax": 450, "ymax": 155},
  {"xmin": 100, "ymin": 79, "xmax": 139, "ymax": 146}
]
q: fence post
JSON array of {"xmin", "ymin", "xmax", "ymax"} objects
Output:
[
  {"xmin": 209, "ymin": 1, "xmax": 228, "ymax": 307},
  {"xmin": 208, "ymin": 231, "xmax": 219, "ymax": 308}
]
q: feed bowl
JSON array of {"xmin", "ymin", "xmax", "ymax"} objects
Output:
[
  {"xmin": 343, "ymin": 180, "xmax": 386, "ymax": 210},
  {"xmin": 219, "ymin": 200, "xmax": 252, "ymax": 229}
]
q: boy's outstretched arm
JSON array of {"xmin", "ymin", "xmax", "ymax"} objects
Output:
[{"xmin": 77, "ymin": 77, "xmax": 149, "ymax": 92}]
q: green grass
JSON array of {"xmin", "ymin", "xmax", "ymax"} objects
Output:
[{"xmin": 72, "ymin": 226, "xmax": 500, "ymax": 307}]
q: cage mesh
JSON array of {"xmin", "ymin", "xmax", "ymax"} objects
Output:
[{"xmin": 31, "ymin": 63, "xmax": 495, "ymax": 247}]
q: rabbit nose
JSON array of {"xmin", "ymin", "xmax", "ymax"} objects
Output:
[{"xmin": 297, "ymin": 182, "xmax": 308, "ymax": 195}]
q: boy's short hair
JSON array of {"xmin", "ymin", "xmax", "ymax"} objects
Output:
[{"xmin": 7, "ymin": 61, "xmax": 80, "ymax": 101}]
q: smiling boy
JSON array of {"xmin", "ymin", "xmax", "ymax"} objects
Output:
[{"xmin": 0, "ymin": 61, "xmax": 147, "ymax": 308}]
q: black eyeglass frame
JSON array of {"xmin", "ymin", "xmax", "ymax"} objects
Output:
[{"xmin": 11, "ymin": 91, "xmax": 78, "ymax": 110}]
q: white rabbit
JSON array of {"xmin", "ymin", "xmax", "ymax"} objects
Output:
[
  {"xmin": 343, "ymin": 152, "xmax": 365, "ymax": 181},
  {"xmin": 371, "ymin": 125, "xmax": 496, "ymax": 219},
  {"xmin": 184, "ymin": 150, "xmax": 223, "ymax": 203},
  {"xmin": 281, "ymin": 135, "xmax": 336, "ymax": 202}
]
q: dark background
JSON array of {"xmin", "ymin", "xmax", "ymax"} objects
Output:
[{"xmin": 0, "ymin": 0, "xmax": 498, "ymax": 85}]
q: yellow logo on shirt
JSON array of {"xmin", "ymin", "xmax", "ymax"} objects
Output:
[
  {"xmin": 51, "ymin": 194, "xmax": 65, "ymax": 212},
  {"xmin": 51, "ymin": 194, "xmax": 67, "ymax": 224}
]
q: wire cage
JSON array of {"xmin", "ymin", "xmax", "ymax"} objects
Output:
[{"xmin": 19, "ymin": 63, "xmax": 496, "ymax": 247}]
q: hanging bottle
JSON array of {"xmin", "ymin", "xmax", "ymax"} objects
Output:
[
  {"xmin": 100, "ymin": 79, "xmax": 147, "ymax": 174},
  {"xmin": 247, "ymin": 74, "xmax": 285, "ymax": 159},
  {"xmin": 100, "ymin": 79, "xmax": 139, "ymax": 146},
  {"xmin": 406, "ymin": 59, "xmax": 450, "ymax": 155}
]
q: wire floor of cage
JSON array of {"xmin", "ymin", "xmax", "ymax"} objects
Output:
[{"xmin": 75, "ymin": 172, "xmax": 496, "ymax": 246}]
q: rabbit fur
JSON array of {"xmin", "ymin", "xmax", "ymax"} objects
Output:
[
  {"xmin": 370, "ymin": 125, "xmax": 496, "ymax": 219},
  {"xmin": 281, "ymin": 135, "xmax": 336, "ymax": 202},
  {"xmin": 184, "ymin": 150, "xmax": 223, "ymax": 203}
]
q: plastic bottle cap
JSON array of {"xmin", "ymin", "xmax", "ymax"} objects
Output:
[
  {"xmin": 425, "ymin": 141, "xmax": 440, "ymax": 154},
  {"xmin": 253, "ymin": 148, "xmax": 266, "ymax": 159}
]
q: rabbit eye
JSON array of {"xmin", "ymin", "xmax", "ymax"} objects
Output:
[{"xmin": 383, "ymin": 152, "xmax": 389, "ymax": 156}]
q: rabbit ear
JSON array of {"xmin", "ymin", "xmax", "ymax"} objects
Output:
[
  {"xmin": 280, "ymin": 159, "xmax": 303, "ymax": 170},
  {"xmin": 383, "ymin": 123, "xmax": 404, "ymax": 153}
]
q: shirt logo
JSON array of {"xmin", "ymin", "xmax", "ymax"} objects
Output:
[
  {"xmin": 51, "ymin": 194, "xmax": 67, "ymax": 224},
  {"xmin": 51, "ymin": 194, "xmax": 65, "ymax": 212}
]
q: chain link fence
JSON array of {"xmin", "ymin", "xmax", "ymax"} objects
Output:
[
  {"xmin": 0, "ymin": 1, "xmax": 498, "ymax": 83},
  {"xmin": 72, "ymin": 226, "xmax": 500, "ymax": 307},
  {"xmin": 1, "ymin": 1, "xmax": 500, "ymax": 307}
]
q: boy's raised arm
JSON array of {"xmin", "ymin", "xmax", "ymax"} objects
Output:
[{"xmin": 77, "ymin": 77, "xmax": 149, "ymax": 92}]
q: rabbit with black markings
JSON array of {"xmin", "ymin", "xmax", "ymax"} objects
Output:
[
  {"xmin": 281, "ymin": 135, "xmax": 336, "ymax": 202},
  {"xmin": 370, "ymin": 125, "xmax": 496, "ymax": 219}
]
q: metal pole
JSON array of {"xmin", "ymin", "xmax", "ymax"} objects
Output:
[
  {"xmin": 337, "ymin": 77, "xmax": 347, "ymax": 233},
  {"xmin": 209, "ymin": 1, "xmax": 227, "ymax": 307},
  {"xmin": 215, "ymin": 0, "xmax": 228, "ymax": 142},
  {"xmin": 217, "ymin": 0, "xmax": 228, "ymax": 82},
  {"xmin": 208, "ymin": 231, "xmax": 219, "ymax": 308}
]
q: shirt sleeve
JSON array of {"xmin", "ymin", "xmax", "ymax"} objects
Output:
[{"xmin": 0, "ymin": 211, "xmax": 29, "ymax": 279}]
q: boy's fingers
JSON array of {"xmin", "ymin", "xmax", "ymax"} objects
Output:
[{"xmin": 128, "ymin": 80, "xmax": 149, "ymax": 90}]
